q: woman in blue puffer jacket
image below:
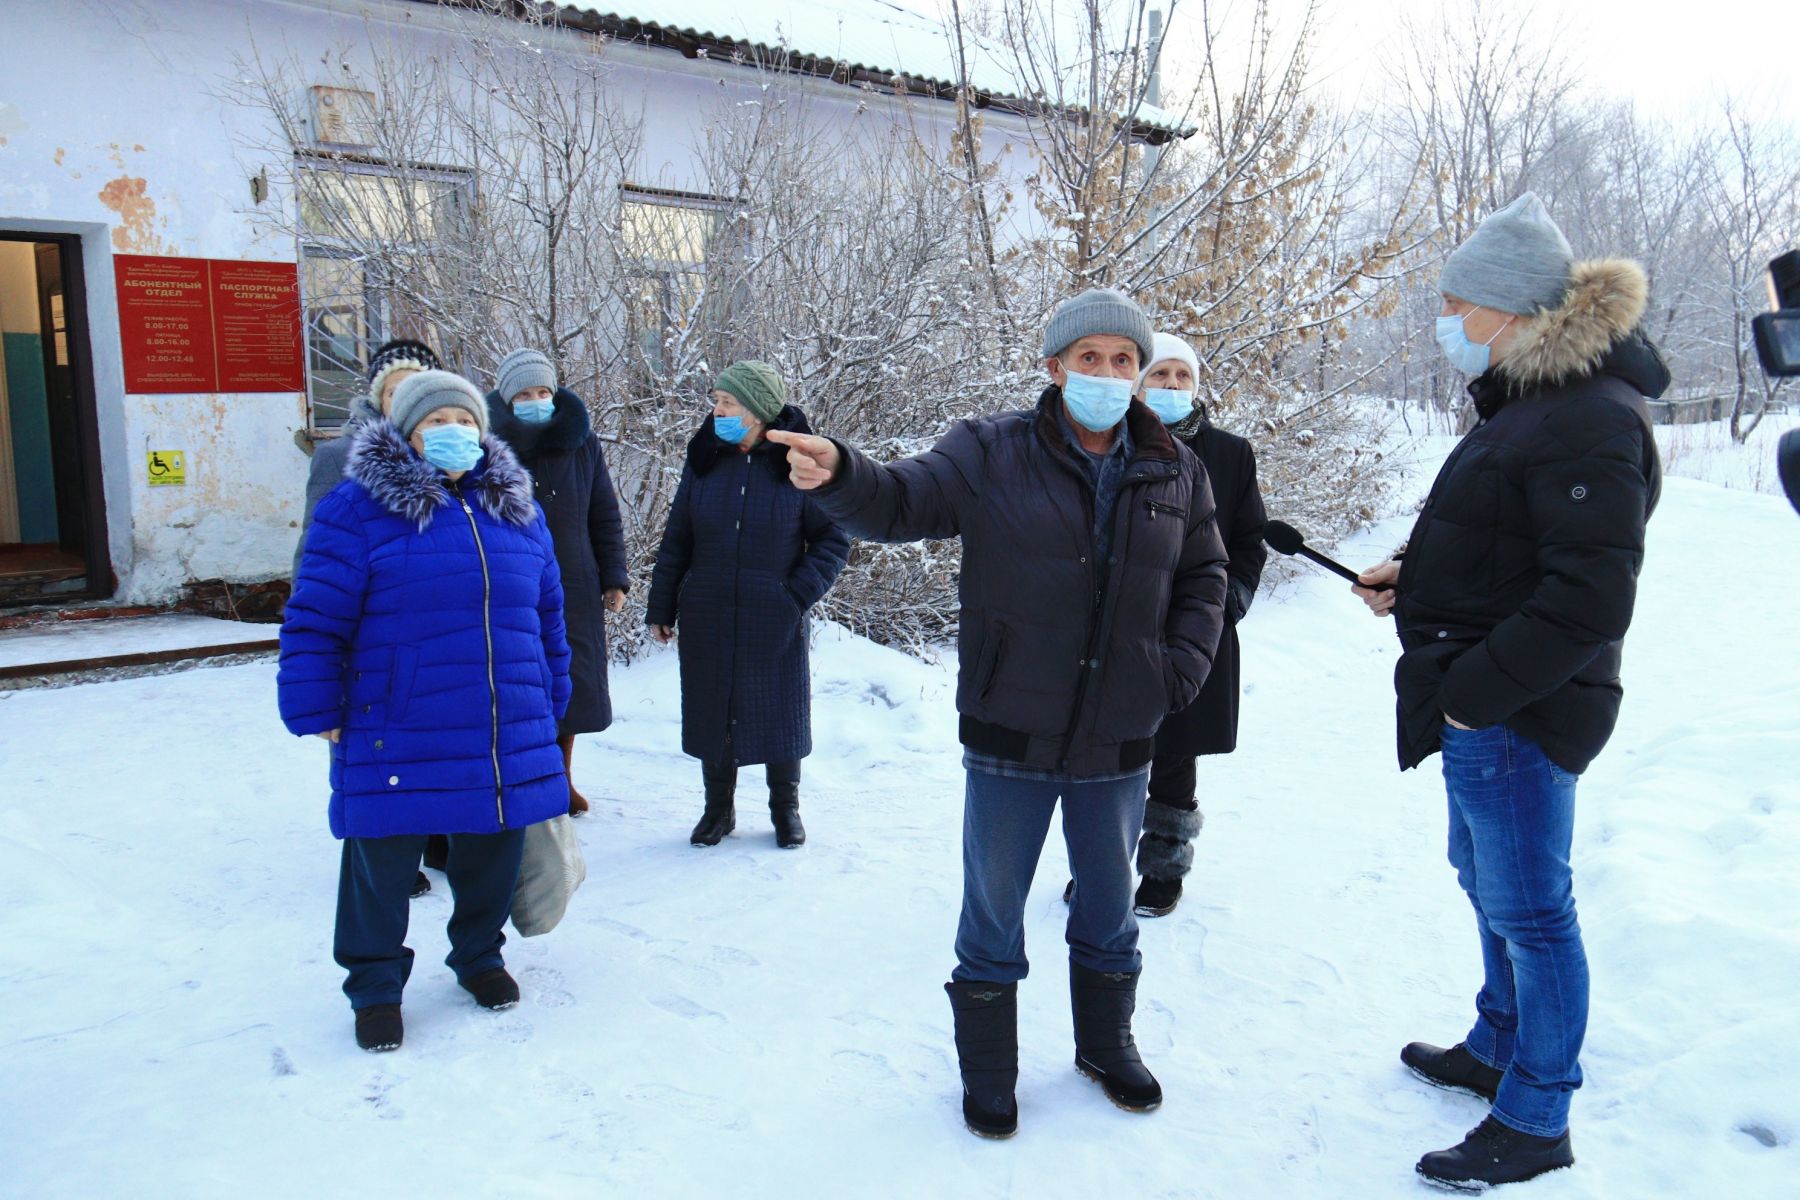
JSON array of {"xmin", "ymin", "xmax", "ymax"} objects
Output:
[{"xmin": 279, "ymin": 369, "xmax": 572, "ymax": 1054}]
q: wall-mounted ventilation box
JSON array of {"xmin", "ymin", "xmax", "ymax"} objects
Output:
[{"xmin": 309, "ymin": 85, "xmax": 377, "ymax": 148}]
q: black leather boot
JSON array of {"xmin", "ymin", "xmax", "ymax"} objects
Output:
[
  {"xmin": 769, "ymin": 781, "xmax": 805, "ymax": 848},
  {"xmin": 1402, "ymin": 1041, "xmax": 1504, "ymax": 1103},
  {"xmin": 690, "ymin": 762, "xmax": 735, "ymax": 847},
  {"xmin": 944, "ymin": 980, "xmax": 1019, "ymax": 1138},
  {"xmin": 1070, "ymin": 962, "xmax": 1161, "ymax": 1112},
  {"xmin": 1416, "ymin": 1115, "xmax": 1574, "ymax": 1189}
]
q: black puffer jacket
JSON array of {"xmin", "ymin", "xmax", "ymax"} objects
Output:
[
  {"xmin": 1394, "ymin": 259, "xmax": 1668, "ymax": 773},
  {"xmin": 814, "ymin": 388, "xmax": 1230, "ymax": 776},
  {"xmin": 487, "ymin": 387, "xmax": 629, "ymax": 735}
]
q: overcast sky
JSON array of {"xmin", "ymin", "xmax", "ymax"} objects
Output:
[{"xmin": 885, "ymin": 0, "xmax": 1800, "ymax": 126}]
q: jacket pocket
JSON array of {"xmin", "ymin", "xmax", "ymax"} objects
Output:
[
  {"xmin": 389, "ymin": 644, "xmax": 420, "ymax": 725},
  {"xmin": 972, "ymin": 622, "xmax": 1008, "ymax": 702},
  {"xmin": 1144, "ymin": 498, "xmax": 1185, "ymax": 522}
]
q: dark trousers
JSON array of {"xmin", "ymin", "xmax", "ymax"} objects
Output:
[
  {"xmin": 1147, "ymin": 752, "xmax": 1198, "ymax": 809},
  {"xmin": 334, "ymin": 829, "xmax": 526, "ymax": 1010}
]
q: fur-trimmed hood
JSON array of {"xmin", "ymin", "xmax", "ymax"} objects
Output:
[
  {"xmin": 687, "ymin": 404, "xmax": 813, "ymax": 480},
  {"xmin": 345, "ymin": 420, "xmax": 538, "ymax": 530},
  {"xmin": 486, "ymin": 386, "xmax": 592, "ymax": 457},
  {"xmin": 1499, "ymin": 258, "xmax": 1656, "ymax": 389}
]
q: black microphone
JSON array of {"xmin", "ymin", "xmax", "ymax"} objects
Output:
[{"xmin": 1263, "ymin": 519, "xmax": 1390, "ymax": 590}]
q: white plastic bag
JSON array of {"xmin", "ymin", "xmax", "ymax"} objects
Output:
[{"xmin": 511, "ymin": 814, "xmax": 586, "ymax": 937}]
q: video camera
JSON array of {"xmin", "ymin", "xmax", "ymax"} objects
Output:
[
  {"xmin": 1754, "ymin": 251, "xmax": 1800, "ymax": 377},
  {"xmin": 1751, "ymin": 252, "xmax": 1800, "ymax": 513}
]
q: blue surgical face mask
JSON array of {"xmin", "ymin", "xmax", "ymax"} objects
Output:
[
  {"xmin": 420, "ymin": 423, "xmax": 483, "ymax": 472},
  {"xmin": 513, "ymin": 398, "xmax": 554, "ymax": 424},
  {"xmin": 1435, "ymin": 309, "xmax": 1513, "ymax": 375},
  {"xmin": 1143, "ymin": 387, "xmax": 1194, "ymax": 424},
  {"xmin": 1060, "ymin": 367, "xmax": 1135, "ymax": 432},
  {"xmin": 714, "ymin": 414, "xmax": 749, "ymax": 445}
]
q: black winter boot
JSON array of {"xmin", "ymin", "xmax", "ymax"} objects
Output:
[
  {"xmin": 944, "ymin": 980, "xmax": 1019, "ymax": 1139},
  {"xmin": 1133, "ymin": 876, "xmax": 1182, "ymax": 917},
  {"xmin": 1402, "ymin": 1041, "xmax": 1504, "ymax": 1103},
  {"xmin": 409, "ymin": 871, "xmax": 432, "ymax": 898},
  {"xmin": 691, "ymin": 763, "xmax": 736, "ymax": 847},
  {"xmin": 769, "ymin": 781, "xmax": 805, "ymax": 849},
  {"xmin": 354, "ymin": 1003, "xmax": 403, "ymax": 1052},
  {"xmin": 1070, "ymin": 962, "xmax": 1161, "ymax": 1112},
  {"xmin": 1133, "ymin": 801, "xmax": 1202, "ymax": 917},
  {"xmin": 460, "ymin": 968, "xmax": 521, "ymax": 1010},
  {"xmin": 1416, "ymin": 1115, "xmax": 1574, "ymax": 1190}
]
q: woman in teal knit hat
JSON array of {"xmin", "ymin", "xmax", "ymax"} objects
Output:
[{"xmin": 645, "ymin": 362, "xmax": 851, "ymax": 848}]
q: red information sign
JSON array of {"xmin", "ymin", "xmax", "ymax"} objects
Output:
[{"xmin": 115, "ymin": 255, "xmax": 303, "ymax": 393}]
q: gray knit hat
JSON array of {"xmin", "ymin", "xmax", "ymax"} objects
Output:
[
  {"xmin": 1440, "ymin": 192, "xmax": 1574, "ymax": 315},
  {"xmin": 1041, "ymin": 287, "xmax": 1156, "ymax": 366},
  {"xmin": 390, "ymin": 370, "xmax": 489, "ymax": 439},
  {"xmin": 494, "ymin": 348, "xmax": 557, "ymax": 403}
]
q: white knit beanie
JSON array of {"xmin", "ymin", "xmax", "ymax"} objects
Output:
[{"xmin": 1138, "ymin": 332, "xmax": 1200, "ymax": 390}]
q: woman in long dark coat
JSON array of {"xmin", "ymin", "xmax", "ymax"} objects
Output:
[
  {"xmin": 486, "ymin": 349, "xmax": 629, "ymax": 816},
  {"xmin": 645, "ymin": 361, "xmax": 850, "ymax": 849},
  {"xmin": 1128, "ymin": 332, "xmax": 1267, "ymax": 915}
]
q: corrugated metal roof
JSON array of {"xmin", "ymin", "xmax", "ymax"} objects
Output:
[{"xmin": 552, "ymin": 0, "xmax": 1192, "ymax": 138}]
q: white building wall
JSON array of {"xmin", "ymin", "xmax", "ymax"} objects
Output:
[{"xmin": 0, "ymin": 0, "xmax": 1040, "ymax": 603}]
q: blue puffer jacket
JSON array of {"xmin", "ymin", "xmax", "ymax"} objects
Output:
[{"xmin": 279, "ymin": 421, "xmax": 573, "ymax": 838}]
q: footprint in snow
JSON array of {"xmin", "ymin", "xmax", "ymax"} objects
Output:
[
  {"xmin": 623, "ymin": 1082, "xmax": 750, "ymax": 1131},
  {"xmin": 1251, "ymin": 1080, "xmax": 1328, "ymax": 1175},
  {"xmin": 474, "ymin": 1013, "xmax": 535, "ymax": 1044},
  {"xmin": 270, "ymin": 1046, "xmax": 298, "ymax": 1077},
  {"xmin": 647, "ymin": 953, "xmax": 723, "ymax": 989},
  {"xmin": 709, "ymin": 945, "xmax": 760, "ymax": 969},
  {"xmin": 362, "ymin": 1071, "xmax": 404, "ymax": 1121},
  {"xmin": 522, "ymin": 966, "xmax": 577, "ymax": 1009},
  {"xmin": 648, "ymin": 993, "xmax": 724, "ymax": 1021}
]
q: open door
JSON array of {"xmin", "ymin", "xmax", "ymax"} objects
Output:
[{"xmin": 0, "ymin": 233, "xmax": 110, "ymax": 604}]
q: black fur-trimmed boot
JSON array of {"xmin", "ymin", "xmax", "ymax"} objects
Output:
[
  {"xmin": 1134, "ymin": 800, "xmax": 1203, "ymax": 917},
  {"xmin": 945, "ymin": 980, "xmax": 1019, "ymax": 1139},
  {"xmin": 691, "ymin": 762, "xmax": 736, "ymax": 847},
  {"xmin": 1070, "ymin": 962, "xmax": 1161, "ymax": 1112}
]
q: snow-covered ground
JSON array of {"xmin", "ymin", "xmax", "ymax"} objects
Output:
[{"xmin": 2, "ymin": 441, "xmax": 1796, "ymax": 1198}]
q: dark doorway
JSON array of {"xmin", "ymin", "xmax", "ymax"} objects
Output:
[{"xmin": 0, "ymin": 233, "xmax": 110, "ymax": 604}]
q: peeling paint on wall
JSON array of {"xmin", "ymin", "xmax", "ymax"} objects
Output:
[
  {"xmin": 0, "ymin": 101, "xmax": 26, "ymax": 146},
  {"xmin": 98, "ymin": 176, "xmax": 164, "ymax": 252}
]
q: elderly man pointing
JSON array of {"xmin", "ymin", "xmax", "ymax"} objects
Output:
[{"xmin": 769, "ymin": 287, "xmax": 1228, "ymax": 1139}]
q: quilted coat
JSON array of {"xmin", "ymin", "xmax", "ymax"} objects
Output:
[
  {"xmin": 487, "ymin": 387, "xmax": 629, "ymax": 735},
  {"xmin": 812, "ymin": 388, "xmax": 1230, "ymax": 777},
  {"xmin": 1394, "ymin": 258, "xmax": 1668, "ymax": 773},
  {"xmin": 1154, "ymin": 412, "xmax": 1267, "ymax": 759},
  {"xmin": 644, "ymin": 407, "xmax": 850, "ymax": 767},
  {"xmin": 279, "ymin": 421, "xmax": 573, "ymax": 838}
]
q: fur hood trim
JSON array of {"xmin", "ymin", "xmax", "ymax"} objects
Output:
[
  {"xmin": 346, "ymin": 420, "xmax": 537, "ymax": 530},
  {"xmin": 1501, "ymin": 258, "xmax": 1649, "ymax": 388}
]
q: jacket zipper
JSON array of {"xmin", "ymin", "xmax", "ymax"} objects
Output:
[
  {"xmin": 453, "ymin": 482, "xmax": 506, "ymax": 828},
  {"xmin": 1054, "ymin": 462, "xmax": 1175, "ymax": 769}
]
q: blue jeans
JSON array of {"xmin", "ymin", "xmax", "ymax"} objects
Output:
[
  {"xmin": 334, "ymin": 829, "xmax": 526, "ymax": 1009},
  {"xmin": 953, "ymin": 767, "xmax": 1149, "ymax": 983},
  {"xmin": 1442, "ymin": 724, "xmax": 1588, "ymax": 1137}
]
